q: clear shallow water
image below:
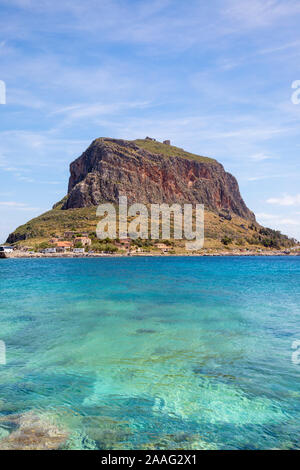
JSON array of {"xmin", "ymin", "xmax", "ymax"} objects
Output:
[{"xmin": 0, "ymin": 256, "xmax": 299, "ymax": 449}]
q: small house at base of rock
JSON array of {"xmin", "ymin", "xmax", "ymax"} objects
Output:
[
  {"xmin": 55, "ymin": 241, "xmax": 73, "ymax": 252},
  {"xmin": 73, "ymin": 248, "xmax": 85, "ymax": 253},
  {"xmin": 43, "ymin": 248, "xmax": 57, "ymax": 254},
  {"xmin": 116, "ymin": 238, "xmax": 131, "ymax": 250},
  {"xmin": 155, "ymin": 243, "xmax": 171, "ymax": 251},
  {"xmin": 74, "ymin": 237, "xmax": 91, "ymax": 246}
]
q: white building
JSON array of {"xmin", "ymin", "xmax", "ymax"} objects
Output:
[
  {"xmin": 0, "ymin": 246, "xmax": 14, "ymax": 253},
  {"xmin": 73, "ymin": 248, "xmax": 84, "ymax": 253},
  {"xmin": 43, "ymin": 248, "xmax": 57, "ymax": 254}
]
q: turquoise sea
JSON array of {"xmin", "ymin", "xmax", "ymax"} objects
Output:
[{"xmin": 0, "ymin": 256, "xmax": 299, "ymax": 449}]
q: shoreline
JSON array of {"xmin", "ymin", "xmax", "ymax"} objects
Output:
[{"xmin": 1, "ymin": 250, "xmax": 299, "ymax": 259}]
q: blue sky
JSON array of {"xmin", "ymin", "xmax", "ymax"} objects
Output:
[{"xmin": 1, "ymin": 0, "xmax": 300, "ymax": 243}]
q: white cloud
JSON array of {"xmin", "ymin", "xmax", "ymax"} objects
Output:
[
  {"xmin": 258, "ymin": 39, "xmax": 300, "ymax": 55},
  {"xmin": 0, "ymin": 201, "xmax": 26, "ymax": 207},
  {"xmin": 0, "ymin": 154, "xmax": 34, "ymax": 182},
  {"xmin": 224, "ymin": 0, "xmax": 300, "ymax": 29},
  {"xmin": 0, "ymin": 201, "xmax": 39, "ymax": 209},
  {"xmin": 280, "ymin": 218, "xmax": 300, "ymax": 226},
  {"xmin": 51, "ymin": 101, "xmax": 151, "ymax": 123},
  {"xmin": 0, "ymin": 0, "xmax": 223, "ymax": 51},
  {"xmin": 0, "ymin": 130, "xmax": 90, "ymax": 168},
  {"xmin": 249, "ymin": 152, "xmax": 274, "ymax": 161},
  {"xmin": 256, "ymin": 212, "xmax": 300, "ymax": 240},
  {"xmin": 8, "ymin": 88, "xmax": 46, "ymax": 109},
  {"xmin": 247, "ymin": 175, "xmax": 276, "ymax": 181},
  {"xmin": 256, "ymin": 212, "xmax": 277, "ymax": 220},
  {"xmin": 257, "ymin": 212, "xmax": 300, "ymax": 226},
  {"xmin": 267, "ymin": 194, "xmax": 300, "ymax": 206}
]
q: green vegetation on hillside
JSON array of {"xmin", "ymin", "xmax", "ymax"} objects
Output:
[
  {"xmin": 133, "ymin": 139, "xmax": 217, "ymax": 164},
  {"xmin": 6, "ymin": 206, "xmax": 101, "ymax": 244},
  {"xmin": 6, "ymin": 204, "xmax": 297, "ymax": 251},
  {"xmin": 52, "ymin": 195, "xmax": 68, "ymax": 210}
]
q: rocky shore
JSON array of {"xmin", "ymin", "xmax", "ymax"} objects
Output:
[{"xmin": 1, "ymin": 249, "xmax": 299, "ymax": 259}]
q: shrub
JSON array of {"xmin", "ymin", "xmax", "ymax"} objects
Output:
[
  {"xmin": 262, "ymin": 238, "xmax": 280, "ymax": 249},
  {"xmin": 74, "ymin": 242, "xmax": 83, "ymax": 248},
  {"xmin": 221, "ymin": 236, "xmax": 232, "ymax": 246},
  {"xmin": 34, "ymin": 242, "xmax": 52, "ymax": 251}
]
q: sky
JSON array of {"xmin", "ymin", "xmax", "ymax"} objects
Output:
[{"xmin": 0, "ymin": 0, "xmax": 300, "ymax": 243}]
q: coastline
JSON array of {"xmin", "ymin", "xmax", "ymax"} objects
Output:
[{"xmin": 1, "ymin": 250, "xmax": 299, "ymax": 259}]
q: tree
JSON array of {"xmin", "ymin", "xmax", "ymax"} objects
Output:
[
  {"xmin": 74, "ymin": 242, "xmax": 83, "ymax": 248},
  {"xmin": 35, "ymin": 242, "xmax": 52, "ymax": 252},
  {"xmin": 221, "ymin": 236, "xmax": 232, "ymax": 246}
]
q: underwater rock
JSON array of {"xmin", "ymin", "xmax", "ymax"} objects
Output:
[
  {"xmin": 61, "ymin": 430, "xmax": 97, "ymax": 450},
  {"xmin": 0, "ymin": 399, "xmax": 21, "ymax": 414},
  {"xmin": 0, "ymin": 427, "xmax": 9, "ymax": 440},
  {"xmin": 141, "ymin": 432, "xmax": 218, "ymax": 450},
  {"xmin": 83, "ymin": 416, "xmax": 132, "ymax": 449},
  {"xmin": 136, "ymin": 329, "xmax": 156, "ymax": 334},
  {"xmin": 0, "ymin": 411, "xmax": 68, "ymax": 450}
]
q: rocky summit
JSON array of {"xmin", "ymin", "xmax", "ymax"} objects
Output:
[{"xmin": 63, "ymin": 137, "xmax": 255, "ymax": 221}]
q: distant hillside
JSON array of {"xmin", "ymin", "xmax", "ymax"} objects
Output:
[{"xmin": 6, "ymin": 137, "xmax": 297, "ymax": 250}]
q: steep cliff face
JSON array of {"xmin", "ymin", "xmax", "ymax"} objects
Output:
[{"xmin": 63, "ymin": 138, "xmax": 255, "ymax": 221}]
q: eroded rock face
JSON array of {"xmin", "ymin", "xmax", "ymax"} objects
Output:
[{"xmin": 63, "ymin": 138, "xmax": 255, "ymax": 221}]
